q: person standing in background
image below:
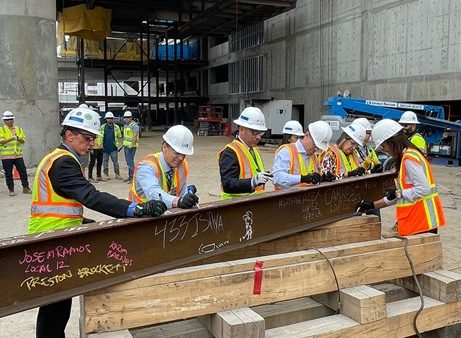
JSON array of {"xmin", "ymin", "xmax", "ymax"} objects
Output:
[
  {"xmin": 101, "ymin": 111, "xmax": 123, "ymax": 180},
  {"xmin": 88, "ymin": 132, "xmax": 104, "ymax": 183},
  {"xmin": 122, "ymin": 111, "xmax": 139, "ymax": 183},
  {"xmin": 0, "ymin": 111, "xmax": 31, "ymax": 196}
]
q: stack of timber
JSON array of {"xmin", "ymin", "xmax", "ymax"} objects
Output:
[{"xmin": 82, "ymin": 215, "xmax": 461, "ymax": 337}]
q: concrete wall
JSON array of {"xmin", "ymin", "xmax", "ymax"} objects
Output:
[
  {"xmin": 210, "ymin": 0, "xmax": 461, "ymax": 124},
  {"xmin": 0, "ymin": 0, "xmax": 60, "ymax": 166}
]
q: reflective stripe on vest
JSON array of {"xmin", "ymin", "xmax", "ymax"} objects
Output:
[
  {"xmin": 396, "ymin": 148, "xmax": 445, "ymax": 235},
  {"xmin": 274, "ymin": 143, "xmax": 319, "ymax": 190},
  {"xmin": 128, "ymin": 152, "xmax": 189, "ymax": 203},
  {"xmin": 28, "ymin": 148, "xmax": 84, "ymax": 234},
  {"xmin": 0, "ymin": 125, "xmax": 25, "ymax": 156},
  {"xmin": 410, "ymin": 133, "xmax": 427, "ymax": 154},
  {"xmin": 123, "ymin": 121, "xmax": 138, "ymax": 148},
  {"xmin": 220, "ymin": 140, "xmax": 265, "ymax": 200},
  {"xmin": 328, "ymin": 144, "xmax": 360, "ymax": 175}
]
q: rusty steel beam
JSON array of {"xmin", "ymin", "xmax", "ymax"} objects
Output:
[{"xmin": 0, "ymin": 173, "xmax": 395, "ymax": 317}]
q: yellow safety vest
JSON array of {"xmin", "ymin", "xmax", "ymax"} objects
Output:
[
  {"xmin": 0, "ymin": 125, "xmax": 26, "ymax": 157},
  {"xmin": 123, "ymin": 121, "xmax": 138, "ymax": 148},
  {"xmin": 219, "ymin": 140, "xmax": 265, "ymax": 200},
  {"xmin": 354, "ymin": 145, "xmax": 380, "ymax": 169},
  {"xmin": 409, "ymin": 133, "xmax": 427, "ymax": 154},
  {"xmin": 100, "ymin": 123, "xmax": 122, "ymax": 148},
  {"xmin": 28, "ymin": 149, "xmax": 84, "ymax": 234},
  {"xmin": 274, "ymin": 143, "xmax": 319, "ymax": 190},
  {"xmin": 128, "ymin": 152, "xmax": 189, "ymax": 203}
]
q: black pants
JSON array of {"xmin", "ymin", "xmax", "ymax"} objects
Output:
[
  {"xmin": 2, "ymin": 157, "xmax": 29, "ymax": 191},
  {"xmin": 88, "ymin": 148, "xmax": 103, "ymax": 178},
  {"xmin": 36, "ymin": 298, "xmax": 72, "ymax": 338}
]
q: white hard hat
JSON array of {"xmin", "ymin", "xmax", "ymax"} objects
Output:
[
  {"xmin": 62, "ymin": 107, "xmax": 101, "ymax": 136},
  {"xmin": 371, "ymin": 119, "xmax": 403, "ymax": 148},
  {"xmin": 282, "ymin": 120, "xmax": 304, "ymax": 136},
  {"xmin": 341, "ymin": 123, "xmax": 366, "ymax": 147},
  {"xmin": 399, "ymin": 111, "xmax": 420, "ymax": 125},
  {"xmin": 105, "ymin": 111, "xmax": 115, "ymax": 119},
  {"xmin": 233, "ymin": 107, "xmax": 267, "ymax": 131},
  {"xmin": 351, "ymin": 117, "xmax": 372, "ymax": 131},
  {"xmin": 123, "ymin": 111, "xmax": 132, "ymax": 118},
  {"xmin": 163, "ymin": 125, "xmax": 194, "ymax": 155},
  {"xmin": 308, "ymin": 120, "xmax": 333, "ymax": 151},
  {"xmin": 78, "ymin": 103, "xmax": 89, "ymax": 109},
  {"xmin": 2, "ymin": 111, "xmax": 15, "ymax": 120}
]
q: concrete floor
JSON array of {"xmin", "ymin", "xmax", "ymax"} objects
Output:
[{"xmin": 0, "ymin": 131, "xmax": 459, "ymax": 337}]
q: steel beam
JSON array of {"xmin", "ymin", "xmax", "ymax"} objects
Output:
[{"xmin": 0, "ymin": 173, "xmax": 395, "ymax": 317}]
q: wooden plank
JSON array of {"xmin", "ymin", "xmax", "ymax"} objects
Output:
[
  {"xmin": 131, "ymin": 319, "xmax": 211, "ymax": 338},
  {"xmin": 371, "ymin": 283, "xmax": 417, "ymax": 303},
  {"xmin": 88, "ymin": 330, "xmax": 133, "ymax": 338},
  {"xmin": 82, "ymin": 235, "xmax": 442, "ymax": 332},
  {"xmin": 265, "ymin": 296, "xmax": 461, "ymax": 337},
  {"xmin": 202, "ymin": 308, "xmax": 265, "ymax": 338},
  {"xmin": 339, "ymin": 286, "xmax": 386, "ymax": 324},
  {"xmin": 188, "ymin": 216, "xmax": 381, "ymax": 266},
  {"xmin": 251, "ymin": 297, "xmax": 334, "ymax": 329},
  {"xmin": 394, "ymin": 270, "xmax": 461, "ymax": 303}
]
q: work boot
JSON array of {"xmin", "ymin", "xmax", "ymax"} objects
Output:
[
  {"xmin": 104, "ymin": 173, "xmax": 111, "ymax": 180},
  {"xmin": 88, "ymin": 177, "xmax": 98, "ymax": 183},
  {"xmin": 23, "ymin": 187, "xmax": 32, "ymax": 194},
  {"xmin": 96, "ymin": 176, "xmax": 106, "ymax": 182},
  {"xmin": 9, "ymin": 190, "xmax": 15, "ymax": 197},
  {"xmin": 115, "ymin": 174, "xmax": 123, "ymax": 180}
]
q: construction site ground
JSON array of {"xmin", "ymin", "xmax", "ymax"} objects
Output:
[{"xmin": 0, "ymin": 131, "xmax": 459, "ymax": 338}]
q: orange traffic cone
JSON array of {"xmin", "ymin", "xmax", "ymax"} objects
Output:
[{"xmin": 13, "ymin": 167, "xmax": 20, "ymax": 180}]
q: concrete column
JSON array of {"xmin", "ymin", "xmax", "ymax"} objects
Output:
[{"xmin": 0, "ymin": 0, "xmax": 60, "ymax": 167}]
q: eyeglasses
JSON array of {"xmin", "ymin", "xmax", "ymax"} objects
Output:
[
  {"xmin": 74, "ymin": 132, "xmax": 97, "ymax": 143},
  {"xmin": 346, "ymin": 138, "xmax": 357, "ymax": 146},
  {"xmin": 248, "ymin": 129, "xmax": 265, "ymax": 137},
  {"xmin": 3, "ymin": 119, "xmax": 13, "ymax": 122}
]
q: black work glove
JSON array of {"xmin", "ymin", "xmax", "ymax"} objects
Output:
[
  {"xmin": 348, "ymin": 167, "xmax": 366, "ymax": 177},
  {"xmin": 178, "ymin": 193, "xmax": 199, "ymax": 209},
  {"xmin": 300, "ymin": 172, "xmax": 321, "ymax": 184},
  {"xmin": 371, "ymin": 163, "xmax": 383, "ymax": 174},
  {"xmin": 321, "ymin": 171, "xmax": 336, "ymax": 182},
  {"xmin": 356, "ymin": 200, "xmax": 375, "ymax": 213},
  {"xmin": 385, "ymin": 189, "xmax": 397, "ymax": 201},
  {"xmin": 134, "ymin": 200, "xmax": 167, "ymax": 217}
]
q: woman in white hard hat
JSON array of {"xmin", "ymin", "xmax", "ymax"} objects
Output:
[
  {"xmin": 272, "ymin": 121, "xmax": 333, "ymax": 190},
  {"xmin": 356, "ymin": 119, "xmax": 445, "ymax": 236},
  {"xmin": 320, "ymin": 123, "xmax": 367, "ymax": 178},
  {"xmin": 281, "ymin": 120, "xmax": 304, "ymax": 144},
  {"xmin": 351, "ymin": 118, "xmax": 382, "ymax": 173}
]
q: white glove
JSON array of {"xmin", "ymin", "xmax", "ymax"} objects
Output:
[{"xmin": 252, "ymin": 172, "xmax": 273, "ymax": 187}]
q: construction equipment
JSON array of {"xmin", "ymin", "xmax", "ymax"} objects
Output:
[
  {"xmin": 197, "ymin": 105, "xmax": 225, "ymax": 136},
  {"xmin": 323, "ymin": 96, "xmax": 461, "ymax": 166}
]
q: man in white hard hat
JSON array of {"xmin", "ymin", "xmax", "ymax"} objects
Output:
[
  {"xmin": 28, "ymin": 106, "xmax": 167, "ymax": 338},
  {"xmin": 0, "ymin": 110, "xmax": 32, "ymax": 196},
  {"xmin": 122, "ymin": 111, "xmax": 140, "ymax": 183},
  {"xmin": 100, "ymin": 111, "xmax": 123, "ymax": 180},
  {"xmin": 398, "ymin": 110, "xmax": 427, "ymax": 154},
  {"xmin": 273, "ymin": 121, "xmax": 334, "ymax": 190},
  {"xmin": 129, "ymin": 125, "xmax": 199, "ymax": 209},
  {"xmin": 218, "ymin": 107, "xmax": 272, "ymax": 199},
  {"xmin": 281, "ymin": 120, "xmax": 304, "ymax": 144},
  {"xmin": 351, "ymin": 118, "xmax": 382, "ymax": 173}
]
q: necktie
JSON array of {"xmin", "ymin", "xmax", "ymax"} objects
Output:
[{"xmin": 166, "ymin": 169, "xmax": 174, "ymax": 189}]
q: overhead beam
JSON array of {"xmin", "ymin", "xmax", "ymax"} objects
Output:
[{"xmin": 239, "ymin": 0, "xmax": 293, "ymax": 7}]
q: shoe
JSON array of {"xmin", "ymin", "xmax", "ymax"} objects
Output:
[
  {"xmin": 96, "ymin": 177, "xmax": 106, "ymax": 182},
  {"xmin": 9, "ymin": 191, "xmax": 15, "ymax": 197},
  {"xmin": 88, "ymin": 177, "xmax": 98, "ymax": 183},
  {"xmin": 104, "ymin": 173, "xmax": 111, "ymax": 180},
  {"xmin": 23, "ymin": 187, "xmax": 32, "ymax": 194},
  {"xmin": 123, "ymin": 178, "xmax": 132, "ymax": 184},
  {"xmin": 115, "ymin": 174, "xmax": 123, "ymax": 180}
]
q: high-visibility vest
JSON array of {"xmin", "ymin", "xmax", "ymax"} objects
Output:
[
  {"xmin": 0, "ymin": 125, "xmax": 26, "ymax": 157},
  {"xmin": 396, "ymin": 148, "xmax": 445, "ymax": 236},
  {"xmin": 322, "ymin": 144, "xmax": 360, "ymax": 175},
  {"xmin": 28, "ymin": 149, "xmax": 84, "ymax": 234},
  {"xmin": 219, "ymin": 139, "xmax": 265, "ymax": 200},
  {"xmin": 354, "ymin": 145, "xmax": 380, "ymax": 169},
  {"xmin": 409, "ymin": 133, "xmax": 427, "ymax": 154},
  {"xmin": 128, "ymin": 152, "xmax": 189, "ymax": 203},
  {"xmin": 274, "ymin": 143, "xmax": 319, "ymax": 190},
  {"xmin": 123, "ymin": 121, "xmax": 138, "ymax": 148},
  {"xmin": 100, "ymin": 123, "xmax": 122, "ymax": 148}
]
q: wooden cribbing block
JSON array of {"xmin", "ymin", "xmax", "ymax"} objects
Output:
[
  {"xmin": 394, "ymin": 270, "xmax": 461, "ymax": 303},
  {"xmin": 371, "ymin": 282, "xmax": 417, "ymax": 303},
  {"xmin": 339, "ymin": 286, "xmax": 386, "ymax": 323},
  {"xmin": 200, "ymin": 308, "xmax": 265, "ymax": 338},
  {"xmin": 189, "ymin": 215, "xmax": 381, "ymax": 266},
  {"xmin": 131, "ymin": 319, "xmax": 211, "ymax": 338},
  {"xmin": 87, "ymin": 330, "xmax": 133, "ymax": 338},
  {"xmin": 82, "ymin": 234, "xmax": 442, "ymax": 333},
  {"xmin": 265, "ymin": 296, "xmax": 461, "ymax": 337},
  {"xmin": 252, "ymin": 297, "xmax": 334, "ymax": 329}
]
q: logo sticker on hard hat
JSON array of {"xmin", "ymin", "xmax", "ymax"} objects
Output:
[{"xmin": 84, "ymin": 113, "xmax": 93, "ymax": 120}]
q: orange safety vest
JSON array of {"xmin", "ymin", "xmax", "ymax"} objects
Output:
[
  {"xmin": 28, "ymin": 148, "xmax": 84, "ymax": 234},
  {"xmin": 274, "ymin": 143, "xmax": 319, "ymax": 190},
  {"xmin": 321, "ymin": 144, "xmax": 360, "ymax": 175},
  {"xmin": 128, "ymin": 152, "xmax": 189, "ymax": 203},
  {"xmin": 396, "ymin": 148, "xmax": 445, "ymax": 236},
  {"xmin": 219, "ymin": 139, "xmax": 265, "ymax": 199}
]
